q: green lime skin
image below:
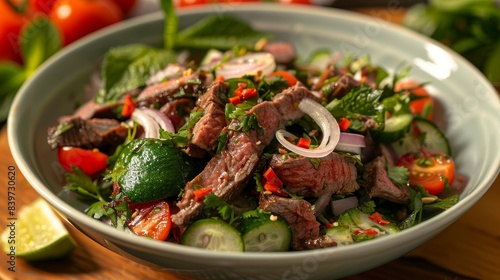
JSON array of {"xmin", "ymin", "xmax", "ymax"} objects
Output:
[{"xmin": 112, "ymin": 138, "xmax": 203, "ymax": 203}]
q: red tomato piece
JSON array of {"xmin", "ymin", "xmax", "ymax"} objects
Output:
[
  {"xmin": 178, "ymin": 0, "xmax": 206, "ymax": 7},
  {"xmin": 396, "ymin": 149, "xmax": 455, "ymax": 195},
  {"xmin": 57, "ymin": 146, "xmax": 108, "ymax": 175},
  {"xmin": 128, "ymin": 200, "xmax": 171, "ymax": 241},
  {"xmin": 395, "ymin": 79, "xmax": 434, "ymax": 120},
  {"xmin": 269, "ymin": 70, "xmax": 298, "ymax": 87},
  {"xmin": 50, "ymin": 0, "xmax": 123, "ymax": 46}
]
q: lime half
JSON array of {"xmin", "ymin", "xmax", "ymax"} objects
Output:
[{"xmin": 1, "ymin": 198, "xmax": 76, "ymax": 261}]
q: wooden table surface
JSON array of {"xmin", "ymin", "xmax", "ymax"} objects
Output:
[{"xmin": 1, "ymin": 5, "xmax": 500, "ymax": 280}]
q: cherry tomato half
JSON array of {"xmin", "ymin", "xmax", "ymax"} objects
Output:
[
  {"xmin": 57, "ymin": 146, "xmax": 109, "ymax": 175},
  {"xmin": 396, "ymin": 149, "xmax": 455, "ymax": 195},
  {"xmin": 50, "ymin": 0, "xmax": 123, "ymax": 46},
  {"xmin": 395, "ymin": 79, "xmax": 434, "ymax": 120},
  {"xmin": 127, "ymin": 200, "xmax": 172, "ymax": 241}
]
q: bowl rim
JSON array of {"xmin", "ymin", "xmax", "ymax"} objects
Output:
[{"xmin": 7, "ymin": 3, "xmax": 500, "ymax": 264}]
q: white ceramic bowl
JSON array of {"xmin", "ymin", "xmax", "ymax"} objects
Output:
[{"xmin": 8, "ymin": 4, "xmax": 500, "ymax": 279}]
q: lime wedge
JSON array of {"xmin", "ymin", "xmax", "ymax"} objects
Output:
[{"xmin": 1, "ymin": 198, "xmax": 76, "ymax": 261}]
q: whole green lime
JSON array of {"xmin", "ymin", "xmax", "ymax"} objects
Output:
[{"xmin": 112, "ymin": 138, "xmax": 202, "ymax": 203}]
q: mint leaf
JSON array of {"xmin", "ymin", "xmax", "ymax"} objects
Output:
[
  {"xmin": 176, "ymin": 16, "xmax": 273, "ymax": 50},
  {"xmin": 20, "ymin": 17, "xmax": 61, "ymax": 74},
  {"xmin": 387, "ymin": 164, "xmax": 409, "ymax": 187},
  {"xmin": 95, "ymin": 44, "xmax": 177, "ymax": 103}
]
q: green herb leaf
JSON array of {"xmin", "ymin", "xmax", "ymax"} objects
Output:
[
  {"xmin": 95, "ymin": 44, "xmax": 177, "ymax": 103},
  {"xmin": 20, "ymin": 17, "xmax": 62, "ymax": 74},
  {"xmin": 160, "ymin": 0, "xmax": 177, "ymax": 50},
  {"xmin": 176, "ymin": 16, "xmax": 273, "ymax": 50},
  {"xmin": 387, "ymin": 164, "xmax": 409, "ymax": 187}
]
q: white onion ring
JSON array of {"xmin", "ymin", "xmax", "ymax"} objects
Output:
[
  {"xmin": 132, "ymin": 109, "xmax": 160, "ymax": 138},
  {"xmin": 275, "ymin": 98, "xmax": 340, "ymax": 158},
  {"xmin": 215, "ymin": 52, "xmax": 276, "ymax": 79}
]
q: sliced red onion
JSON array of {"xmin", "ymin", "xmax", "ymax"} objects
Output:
[
  {"xmin": 276, "ymin": 98, "xmax": 340, "ymax": 158},
  {"xmin": 215, "ymin": 52, "xmax": 276, "ymax": 79},
  {"xmin": 331, "ymin": 196, "xmax": 359, "ymax": 216},
  {"xmin": 335, "ymin": 132, "xmax": 366, "ymax": 154},
  {"xmin": 138, "ymin": 107, "xmax": 175, "ymax": 133},
  {"xmin": 314, "ymin": 192, "xmax": 333, "ymax": 216}
]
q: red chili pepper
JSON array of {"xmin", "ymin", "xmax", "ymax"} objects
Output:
[
  {"xmin": 193, "ymin": 187, "xmax": 212, "ymax": 201},
  {"xmin": 228, "ymin": 96, "xmax": 242, "ymax": 105},
  {"xmin": 234, "ymin": 82, "xmax": 248, "ymax": 97},
  {"xmin": 263, "ymin": 181, "xmax": 288, "ymax": 197},
  {"xmin": 263, "ymin": 167, "xmax": 283, "ymax": 188},
  {"xmin": 369, "ymin": 212, "xmax": 391, "ymax": 225},
  {"xmin": 296, "ymin": 137, "xmax": 311, "ymax": 149},
  {"xmin": 241, "ymin": 88, "xmax": 258, "ymax": 99},
  {"xmin": 121, "ymin": 94, "xmax": 135, "ymax": 117},
  {"xmin": 353, "ymin": 228, "xmax": 378, "ymax": 236},
  {"xmin": 338, "ymin": 117, "xmax": 351, "ymax": 132},
  {"xmin": 215, "ymin": 75, "xmax": 225, "ymax": 82}
]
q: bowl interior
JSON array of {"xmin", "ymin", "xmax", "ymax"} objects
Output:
[{"xmin": 8, "ymin": 4, "xmax": 500, "ymax": 279}]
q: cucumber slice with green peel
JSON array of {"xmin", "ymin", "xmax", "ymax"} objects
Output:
[
  {"xmin": 324, "ymin": 226, "xmax": 354, "ymax": 246},
  {"xmin": 392, "ymin": 117, "xmax": 451, "ymax": 156},
  {"xmin": 238, "ymin": 213, "xmax": 291, "ymax": 252},
  {"xmin": 181, "ymin": 219, "xmax": 244, "ymax": 252},
  {"xmin": 377, "ymin": 114, "xmax": 413, "ymax": 143}
]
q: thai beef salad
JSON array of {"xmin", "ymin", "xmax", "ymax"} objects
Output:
[{"xmin": 47, "ymin": 6, "xmax": 463, "ymax": 252}]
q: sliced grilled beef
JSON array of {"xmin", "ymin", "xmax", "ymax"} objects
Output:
[
  {"xmin": 324, "ymin": 74, "xmax": 360, "ymax": 101},
  {"xmin": 186, "ymin": 81, "xmax": 228, "ymax": 157},
  {"xmin": 269, "ymin": 152, "xmax": 359, "ymax": 197},
  {"xmin": 172, "ymin": 84, "xmax": 314, "ymax": 227},
  {"xmin": 58, "ymin": 100, "xmax": 121, "ymax": 123},
  {"xmin": 136, "ymin": 72, "xmax": 207, "ymax": 108},
  {"xmin": 47, "ymin": 117, "xmax": 127, "ymax": 150},
  {"xmin": 363, "ymin": 156, "xmax": 410, "ymax": 204},
  {"xmin": 259, "ymin": 194, "xmax": 321, "ymax": 251}
]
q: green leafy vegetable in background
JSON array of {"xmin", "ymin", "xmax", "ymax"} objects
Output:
[
  {"xmin": 0, "ymin": 17, "xmax": 61, "ymax": 126},
  {"xmin": 403, "ymin": 0, "xmax": 500, "ymax": 86}
]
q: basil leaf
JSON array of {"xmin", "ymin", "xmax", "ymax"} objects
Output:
[
  {"xmin": 0, "ymin": 63, "xmax": 26, "ymax": 124},
  {"xmin": 160, "ymin": 0, "xmax": 177, "ymax": 50},
  {"xmin": 95, "ymin": 44, "xmax": 177, "ymax": 103},
  {"xmin": 176, "ymin": 16, "xmax": 273, "ymax": 50},
  {"xmin": 20, "ymin": 17, "xmax": 61, "ymax": 74}
]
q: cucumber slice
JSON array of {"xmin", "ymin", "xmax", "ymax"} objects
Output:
[
  {"xmin": 181, "ymin": 219, "xmax": 244, "ymax": 252},
  {"xmin": 377, "ymin": 114, "xmax": 413, "ymax": 143},
  {"xmin": 324, "ymin": 226, "xmax": 354, "ymax": 246},
  {"xmin": 392, "ymin": 117, "xmax": 451, "ymax": 156},
  {"xmin": 307, "ymin": 49, "xmax": 332, "ymax": 71},
  {"xmin": 238, "ymin": 213, "xmax": 291, "ymax": 252}
]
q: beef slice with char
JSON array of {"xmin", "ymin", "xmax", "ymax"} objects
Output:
[
  {"xmin": 186, "ymin": 81, "xmax": 228, "ymax": 158},
  {"xmin": 47, "ymin": 117, "xmax": 127, "ymax": 150},
  {"xmin": 363, "ymin": 156, "xmax": 410, "ymax": 204},
  {"xmin": 269, "ymin": 152, "xmax": 359, "ymax": 197},
  {"xmin": 172, "ymin": 84, "xmax": 314, "ymax": 227},
  {"xmin": 259, "ymin": 194, "xmax": 323, "ymax": 251},
  {"xmin": 136, "ymin": 72, "xmax": 207, "ymax": 108}
]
